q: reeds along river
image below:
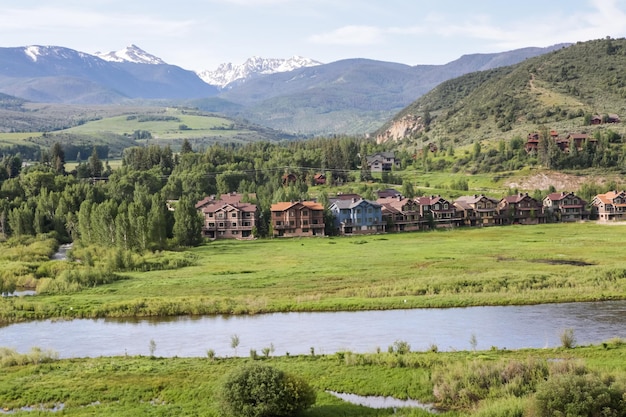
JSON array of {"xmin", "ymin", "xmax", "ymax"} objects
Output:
[{"xmin": 1, "ymin": 301, "xmax": 625, "ymax": 358}]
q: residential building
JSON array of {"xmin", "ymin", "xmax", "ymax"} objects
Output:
[
  {"xmin": 498, "ymin": 193, "xmax": 545, "ymax": 225},
  {"xmin": 454, "ymin": 194, "xmax": 500, "ymax": 226},
  {"xmin": 270, "ymin": 201, "xmax": 325, "ymax": 237},
  {"xmin": 329, "ymin": 198, "xmax": 383, "ymax": 235},
  {"xmin": 415, "ymin": 195, "xmax": 458, "ymax": 228},
  {"xmin": 365, "ymin": 152, "xmax": 400, "ymax": 172},
  {"xmin": 378, "ymin": 195, "xmax": 422, "ymax": 232},
  {"xmin": 543, "ymin": 192, "xmax": 589, "ymax": 222},
  {"xmin": 592, "ymin": 191, "xmax": 626, "ymax": 221},
  {"xmin": 197, "ymin": 193, "xmax": 257, "ymax": 240}
]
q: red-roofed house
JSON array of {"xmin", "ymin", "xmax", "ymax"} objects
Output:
[
  {"xmin": 271, "ymin": 201, "xmax": 325, "ymax": 237},
  {"xmin": 592, "ymin": 191, "xmax": 626, "ymax": 221},
  {"xmin": 199, "ymin": 194, "xmax": 258, "ymax": 240}
]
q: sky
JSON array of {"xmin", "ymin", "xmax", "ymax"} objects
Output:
[{"xmin": 1, "ymin": 0, "xmax": 626, "ymax": 72}]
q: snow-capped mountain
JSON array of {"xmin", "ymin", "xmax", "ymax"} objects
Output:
[
  {"xmin": 94, "ymin": 44, "xmax": 166, "ymax": 65},
  {"xmin": 197, "ymin": 56, "xmax": 322, "ymax": 88}
]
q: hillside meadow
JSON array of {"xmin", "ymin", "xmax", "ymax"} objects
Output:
[{"xmin": 2, "ymin": 222, "xmax": 626, "ymax": 322}]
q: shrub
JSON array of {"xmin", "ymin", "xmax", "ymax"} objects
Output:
[
  {"xmin": 219, "ymin": 363, "xmax": 315, "ymax": 417},
  {"xmin": 560, "ymin": 328, "xmax": 576, "ymax": 349},
  {"xmin": 529, "ymin": 373, "xmax": 626, "ymax": 417}
]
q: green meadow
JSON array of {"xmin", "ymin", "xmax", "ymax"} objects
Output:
[
  {"xmin": 0, "ymin": 341, "xmax": 624, "ymax": 416},
  {"xmin": 3, "ymin": 222, "xmax": 626, "ymax": 322}
]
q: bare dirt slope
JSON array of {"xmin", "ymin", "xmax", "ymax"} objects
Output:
[{"xmin": 505, "ymin": 171, "xmax": 617, "ymax": 191}]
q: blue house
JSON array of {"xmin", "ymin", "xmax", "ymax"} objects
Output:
[{"xmin": 329, "ymin": 197, "xmax": 384, "ymax": 235}]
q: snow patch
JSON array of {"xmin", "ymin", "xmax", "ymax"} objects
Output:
[{"xmin": 197, "ymin": 55, "xmax": 322, "ymax": 88}]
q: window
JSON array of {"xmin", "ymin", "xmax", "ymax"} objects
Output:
[
  {"xmin": 444, "ymin": 203, "xmax": 448, "ymax": 209},
  {"xmin": 302, "ymin": 228, "xmax": 309, "ymax": 233},
  {"xmin": 303, "ymin": 220, "xmax": 309, "ymax": 226},
  {"xmin": 367, "ymin": 208, "xmax": 372, "ymax": 214},
  {"xmin": 276, "ymin": 221, "xmax": 282, "ymax": 226},
  {"xmin": 208, "ymin": 213, "xmax": 214, "ymax": 218},
  {"xmin": 219, "ymin": 223, "xmax": 224, "ymax": 227},
  {"xmin": 434, "ymin": 204, "xmax": 440, "ymax": 210},
  {"xmin": 232, "ymin": 222, "xmax": 237, "ymax": 227},
  {"xmin": 218, "ymin": 213, "xmax": 223, "ymax": 218},
  {"xmin": 209, "ymin": 223, "xmax": 215, "ymax": 227},
  {"xmin": 231, "ymin": 213, "xmax": 237, "ymax": 218},
  {"xmin": 232, "ymin": 230, "xmax": 238, "ymax": 235},
  {"xmin": 303, "ymin": 210, "xmax": 308, "ymax": 216},
  {"xmin": 289, "ymin": 210, "xmax": 295, "ymax": 217}
]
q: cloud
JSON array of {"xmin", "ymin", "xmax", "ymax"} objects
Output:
[{"xmin": 309, "ymin": 25, "xmax": 384, "ymax": 46}]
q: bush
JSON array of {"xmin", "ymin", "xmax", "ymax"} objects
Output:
[
  {"xmin": 219, "ymin": 363, "xmax": 315, "ymax": 417},
  {"xmin": 529, "ymin": 373, "xmax": 626, "ymax": 417}
]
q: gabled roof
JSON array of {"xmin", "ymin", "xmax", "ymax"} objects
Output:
[
  {"xmin": 196, "ymin": 192, "xmax": 255, "ymax": 209},
  {"xmin": 377, "ymin": 196, "xmax": 417, "ymax": 211},
  {"xmin": 593, "ymin": 191, "xmax": 626, "ymax": 206},
  {"xmin": 331, "ymin": 198, "xmax": 381, "ymax": 210},
  {"xmin": 501, "ymin": 193, "xmax": 538, "ymax": 204},
  {"xmin": 415, "ymin": 195, "xmax": 451, "ymax": 206},
  {"xmin": 454, "ymin": 194, "xmax": 498, "ymax": 206},
  {"xmin": 270, "ymin": 201, "xmax": 324, "ymax": 212},
  {"xmin": 202, "ymin": 202, "xmax": 257, "ymax": 214}
]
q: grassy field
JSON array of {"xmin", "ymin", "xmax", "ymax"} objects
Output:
[
  {"xmin": 3, "ymin": 222, "xmax": 626, "ymax": 322},
  {"xmin": 0, "ymin": 341, "xmax": 623, "ymax": 416}
]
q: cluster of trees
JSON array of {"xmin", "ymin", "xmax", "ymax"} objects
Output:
[{"xmin": 0, "ymin": 136, "xmax": 385, "ymax": 250}]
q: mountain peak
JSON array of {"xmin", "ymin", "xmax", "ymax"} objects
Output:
[
  {"xmin": 197, "ymin": 56, "xmax": 323, "ymax": 88},
  {"xmin": 94, "ymin": 44, "xmax": 166, "ymax": 65}
]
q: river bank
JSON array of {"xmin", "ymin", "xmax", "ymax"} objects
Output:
[{"xmin": 0, "ymin": 341, "xmax": 624, "ymax": 416}]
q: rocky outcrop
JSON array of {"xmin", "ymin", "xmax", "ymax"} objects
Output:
[{"xmin": 376, "ymin": 114, "xmax": 425, "ymax": 144}]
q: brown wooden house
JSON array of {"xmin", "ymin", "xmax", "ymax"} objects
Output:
[
  {"xmin": 415, "ymin": 195, "xmax": 458, "ymax": 228},
  {"xmin": 271, "ymin": 201, "xmax": 325, "ymax": 237},
  {"xmin": 498, "ymin": 193, "xmax": 545, "ymax": 225},
  {"xmin": 454, "ymin": 194, "xmax": 500, "ymax": 226},
  {"xmin": 543, "ymin": 191, "xmax": 589, "ymax": 222},
  {"xmin": 378, "ymin": 195, "xmax": 422, "ymax": 232}
]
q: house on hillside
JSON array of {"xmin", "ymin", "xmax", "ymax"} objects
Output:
[
  {"xmin": 543, "ymin": 191, "xmax": 589, "ymax": 222},
  {"xmin": 270, "ymin": 201, "xmax": 325, "ymax": 237},
  {"xmin": 592, "ymin": 190, "xmax": 626, "ymax": 222},
  {"xmin": 415, "ymin": 195, "xmax": 458, "ymax": 228},
  {"xmin": 454, "ymin": 194, "xmax": 500, "ymax": 227},
  {"xmin": 313, "ymin": 173, "xmax": 326, "ymax": 185},
  {"xmin": 329, "ymin": 198, "xmax": 383, "ymax": 235},
  {"xmin": 498, "ymin": 193, "xmax": 545, "ymax": 225},
  {"xmin": 198, "ymin": 193, "xmax": 258, "ymax": 240},
  {"xmin": 365, "ymin": 152, "xmax": 400, "ymax": 172},
  {"xmin": 564, "ymin": 133, "xmax": 596, "ymax": 152},
  {"xmin": 378, "ymin": 195, "xmax": 422, "ymax": 232}
]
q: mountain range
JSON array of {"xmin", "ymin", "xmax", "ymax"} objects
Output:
[{"xmin": 0, "ymin": 43, "xmax": 570, "ymax": 135}]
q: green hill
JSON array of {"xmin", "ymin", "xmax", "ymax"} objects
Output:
[{"xmin": 378, "ymin": 38, "xmax": 626, "ymax": 147}]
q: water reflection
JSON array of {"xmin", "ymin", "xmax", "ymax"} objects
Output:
[
  {"xmin": 0, "ymin": 301, "xmax": 624, "ymax": 358},
  {"xmin": 327, "ymin": 391, "xmax": 437, "ymax": 411}
]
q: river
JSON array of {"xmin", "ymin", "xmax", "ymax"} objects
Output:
[{"xmin": 1, "ymin": 300, "xmax": 624, "ymax": 358}]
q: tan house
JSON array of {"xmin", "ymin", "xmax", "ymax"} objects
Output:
[
  {"xmin": 271, "ymin": 201, "xmax": 325, "ymax": 237},
  {"xmin": 365, "ymin": 152, "xmax": 400, "ymax": 172},
  {"xmin": 378, "ymin": 195, "xmax": 422, "ymax": 232},
  {"xmin": 198, "ymin": 193, "xmax": 257, "ymax": 240},
  {"xmin": 543, "ymin": 192, "xmax": 589, "ymax": 222},
  {"xmin": 498, "ymin": 193, "xmax": 545, "ymax": 225},
  {"xmin": 454, "ymin": 194, "xmax": 500, "ymax": 226},
  {"xmin": 592, "ymin": 191, "xmax": 626, "ymax": 221}
]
